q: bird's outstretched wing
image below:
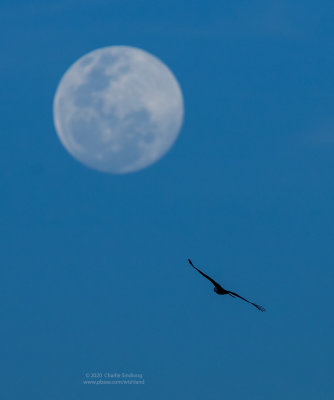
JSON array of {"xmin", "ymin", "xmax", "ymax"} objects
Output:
[
  {"xmin": 228, "ymin": 291, "xmax": 266, "ymax": 312},
  {"xmin": 188, "ymin": 259, "xmax": 223, "ymax": 290}
]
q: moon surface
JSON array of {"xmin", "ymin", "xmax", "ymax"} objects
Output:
[{"xmin": 53, "ymin": 46, "xmax": 184, "ymax": 173}]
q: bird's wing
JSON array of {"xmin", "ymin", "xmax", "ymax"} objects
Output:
[
  {"xmin": 228, "ymin": 291, "xmax": 266, "ymax": 312},
  {"xmin": 188, "ymin": 259, "xmax": 222, "ymax": 289}
]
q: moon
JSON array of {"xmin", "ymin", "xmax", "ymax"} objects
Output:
[{"xmin": 53, "ymin": 46, "xmax": 184, "ymax": 174}]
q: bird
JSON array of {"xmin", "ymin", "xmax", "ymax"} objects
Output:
[{"xmin": 188, "ymin": 259, "xmax": 266, "ymax": 312}]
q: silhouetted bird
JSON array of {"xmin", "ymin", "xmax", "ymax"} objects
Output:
[{"xmin": 188, "ymin": 259, "xmax": 266, "ymax": 312}]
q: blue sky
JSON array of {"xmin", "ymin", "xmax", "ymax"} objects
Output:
[{"xmin": 1, "ymin": 1, "xmax": 334, "ymax": 399}]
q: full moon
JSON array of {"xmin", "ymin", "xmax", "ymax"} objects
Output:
[{"xmin": 53, "ymin": 46, "xmax": 184, "ymax": 173}]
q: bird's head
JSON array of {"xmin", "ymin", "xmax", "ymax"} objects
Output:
[{"xmin": 213, "ymin": 287, "xmax": 218, "ymax": 293}]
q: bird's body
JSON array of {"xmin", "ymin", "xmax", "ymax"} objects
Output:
[
  {"xmin": 213, "ymin": 286, "xmax": 229, "ymax": 295},
  {"xmin": 188, "ymin": 259, "xmax": 266, "ymax": 312}
]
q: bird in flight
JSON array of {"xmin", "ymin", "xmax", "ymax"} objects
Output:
[{"xmin": 188, "ymin": 259, "xmax": 266, "ymax": 312}]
